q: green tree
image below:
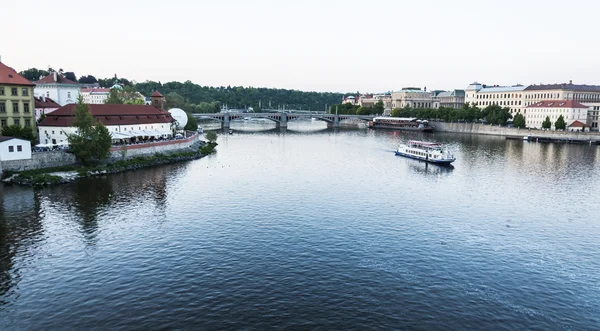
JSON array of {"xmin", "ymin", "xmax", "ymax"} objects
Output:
[
  {"xmin": 555, "ymin": 115, "xmax": 566, "ymax": 130},
  {"xmin": 37, "ymin": 112, "xmax": 47, "ymax": 125},
  {"xmin": 18, "ymin": 68, "xmax": 50, "ymax": 81},
  {"xmin": 105, "ymin": 88, "xmax": 124, "ymax": 104},
  {"xmin": 1, "ymin": 125, "xmax": 35, "ymax": 142},
  {"xmin": 64, "ymin": 72, "xmax": 77, "ymax": 82},
  {"xmin": 205, "ymin": 131, "xmax": 217, "ymax": 143},
  {"xmin": 165, "ymin": 92, "xmax": 186, "ymax": 109},
  {"xmin": 184, "ymin": 112, "xmax": 198, "ymax": 131},
  {"xmin": 542, "ymin": 116, "xmax": 552, "ymax": 129},
  {"xmin": 68, "ymin": 97, "xmax": 112, "ymax": 164},
  {"xmin": 513, "ymin": 113, "xmax": 526, "ymax": 129}
]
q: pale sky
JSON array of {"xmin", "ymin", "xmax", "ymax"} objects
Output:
[{"xmin": 2, "ymin": 0, "xmax": 599, "ymax": 93}]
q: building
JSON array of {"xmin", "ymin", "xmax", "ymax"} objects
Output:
[
  {"xmin": 33, "ymin": 72, "xmax": 80, "ymax": 106},
  {"xmin": 34, "ymin": 96, "xmax": 60, "ymax": 120},
  {"xmin": 525, "ymin": 100, "xmax": 589, "ymax": 130},
  {"xmin": 80, "ymin": 88, "xmax": 110, "ymax": 104},
  {"xmin": 150, "ymin": 90, "xmax": 166, "ymax": 110},
  {"xmin": 358, "ymin": 93, "xmax": 393, "ymax": 115},
  {"xmin": 342, "ymin": 95, "xmax": 357, "ymax": 105},
  {"xmin": 436, "ymin": 90, "xmax": 465, "ymax": 109},
  {"xmin": 464, "ymin": 82, "xmax": 526, "ymax": 114},
  {"xmin": 37, "ymin": 103, "xmax": 174, "ymax": 145},
  {"xmin": 391, "ymin": 88, "xmax": 437, "ymax": 109},
  {"xmin": 0, "ymin": 136, "xmax": 32, "ymax": 161},
  {"xmin": 0, "ymin": 60, "xmax": 36, "ymax": 130},
  {"xmin": 524, "ymin": 82, "xmax": 600, "ymax": 131}
]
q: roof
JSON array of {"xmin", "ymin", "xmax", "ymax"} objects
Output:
[
  {"xmin": 81, "ymin": 88, "xmax": 110, "ymax": 93},
  {"xmin": 38, "ymin": 104, "xmax": 174, "ymax": 127},
  {"xmin": 34, "ymin": 96, "xmax": 61, "ymax": 108},
  {"xmin": 34, "ymin": 73, "xmax": 79, "ymax": 85},
  {"xmin": 0, "ymin": 136, "xmax": 29, "ymax": 143},
  {"xmin": 525, "ymin": 83, "xmax": 600, "ymax": 92},
  {"xmin": 526, "ymin": 100, "xmax": 589, "ymax": 109},
  {"xmin": 465, "ymin": 82, "xmax": 483, "ymax": 91},
  {"xmin": 151, "ymin": 90, "xmax": 163, "ymax": 97},
  {"xmin": 0, "ymin": 62, "xmax": 35, "ymax": 86},
  {"xmin": 568, "ymin": 120, "xmax": 586, "ymax": 127},
  {"xmin": 479, "ymin": 85, "xmax": 526, "ymax": 93}
]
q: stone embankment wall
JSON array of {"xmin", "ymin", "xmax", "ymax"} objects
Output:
[
  {"xmin": 1, "ymin": 134, "xmax": 202, "ymax": 173},
  {"xmin": 431, "ymin": 122, "xmax": 600, "ymax": 141}
]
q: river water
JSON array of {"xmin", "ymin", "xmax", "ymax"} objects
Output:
[{"xmin": 1, "ymin": 120, "xmax": 600, "ymax": 330}]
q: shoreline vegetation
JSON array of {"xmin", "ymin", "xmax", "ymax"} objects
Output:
[{"xmin": 3, "ymin": 142, "xmax": 217, "ymax": 187}]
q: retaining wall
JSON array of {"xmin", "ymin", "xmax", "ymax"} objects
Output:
[
  {"xmin": 109, "ymin": 134, "xmax": 200, "ymax": 159},
  {"xmin": 0, "ymin": 152, "xmax": 77, "ymax": 172},
  {"xmin": 431, "ymin": 122, "xmax": 600, "ymax": 141}
]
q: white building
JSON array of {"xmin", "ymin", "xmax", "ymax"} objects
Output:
[
  {"xmin": 464, "ymin": 82, "xmax": 526, "ymax": 115},
  {"xmin": 80, "ymin": 88, "xmax": 110, "ymax": 104},
  {"xmin": 0, "ymin": 136, "xmax": 32, "ymax": 161},
  {"xmin": 525, "ymin": 100, "xmax": 589, "ymax": 130},
  {"xmin": 37, "ymin": 103, "xmax": 174, "ymax": 145},
  {"xmin": 359, "ymin": 93, "xmax": 393, "ymax": 115},
  {"xmin": 391, "ymin": 88, "xmax": 437, "ymax": 109},
  {"xmin": 33, "ymin": 72, "xmax": 80, "ymax": 106},
  {"xmin": 523, "ymin": 82, "xmax": 600, "ymax": 131},
  {"xmin": 435, "ymin": 90, "xmax": 466, "ymax": 109},
  {"xmin": 342, "ymin": 95, "xmax": 357, "ymax": 105}
]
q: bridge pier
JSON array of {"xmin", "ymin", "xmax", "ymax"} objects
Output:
[
  {"xmin": 333, "ymin": 114, "xmax": 340, "ymax": 128},
  {"xmin": 222, "ymin": 113, "xmax": 230, "ymax": 129},
  {"xmin": 276, "ymin": 112, "xmax": 288, "ymax": 129}
]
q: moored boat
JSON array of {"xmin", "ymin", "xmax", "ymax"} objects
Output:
[
  {"xmin": 368, "ymin": 117, "xmax": 433, "ymax": 132},
  {"xmin": 395, "ymin": 140, "xmax": 455, "ymax": 164}
]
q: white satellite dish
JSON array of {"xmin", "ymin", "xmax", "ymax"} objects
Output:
[{"xmin": 168, "ymin": 108, "xmax": 188, "ymax": 129}]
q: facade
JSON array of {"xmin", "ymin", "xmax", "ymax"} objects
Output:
[
  {"xmin": 436, "ymin": 90, "xmax": 465, "ymax": 109},
  {"xmin": 0, "ymin": 136, "xmax": 32, "ymax": 161},
  {"xmin": 0, "ymin": 61, "xmax": 36, "ymax": 131},
  {"xmin": 150, "ymin": 90, "xmax": 166, "ymax": 110},
  {"xmin": 34, "ymin": 96, "xmax": 60, "ymax": 120},
  {"xmin": 524, "ymin": 82, "xmax": 600, "ymax": 131},
  {"xmin": 391, "ymin": 88, "xmax": 437, "ymax": 109},
  {"xmin": 33, "ymin": 72, "xmax": 80, "ymax": 106},
  {"xmin": 525, "ymin": 100, "xmax": 589, "ymax": 130},
  {"xmin": 358, "ymin": 93, "xmax": 393, "ymax": 113},
  {"xmin": 37, "ymin": 103, "xmax": 174, "ymax": 145},
  {"xmin": 342, "ymin": 95, "xmax": 357, "ymax": 105},
  {"xmin": 464, "ymin": 82, "xmax": 526, "ymax": 114},
  {"xmin": 80, "ymin": 88, "xmax": 110, "ymax": 104}
]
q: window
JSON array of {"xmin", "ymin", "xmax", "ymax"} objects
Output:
[
  {"xmin": 1, "ymin": 119, "xmax": 6, "ymax": 127},
  {"xmin": 8, "ymin": 146, "xmax": 14, "ymax": 152},
  {"xmin": 13, "ymin": 102, "xmax": 19, "ymax": 113},
  {"xmin": 46, "ymin": 91, "xmax": 50, "ymax": 97},
  {"xmin": 0, "ymin": 87, "xmax": 4, "ymax": 95},
  {"xmin": 68, "ymin": 91, "xmax": 71, "ymax": 98},
  {"xmin": 52, "ymin": 130, "xmax": 55, "ymax": 134},
  {"xmin": 22, "ymin": 88, "xmax": 29, "ymax": 96},
  {"xmin": 0, "ymin": 102, "xmax": 5, "ymax": 113},
  {"xmin": 25, "ymin": 119, "xmax": 31, "ymax": 127},
  {"xmin": 17, "ymin": 145, "xmax": 22, "ymax": 152},
  {"xmin": 11, "ymin": 88, "xmax": 18, "ymax": 96},
  {"xmin": 24, "ymin": 103, "xmax": 30, "ymax": 113},
  {"xmin": 14, "ymin": 119, "xmax": 20, "ymax": 126}
]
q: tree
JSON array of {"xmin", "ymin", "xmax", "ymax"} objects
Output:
[
  {"xmin": 184, "ymin": 112, "xmax": 198, "ymax": 131},
  {"xmin": 555, "ymin": 115, "xmax": 566, "ymax": 130},
  {"xmin": 104, "ymin": 89, "xmax": 124, "ymax": 104},
  {"xmin": 483, "ymin": 105, "xmax": 512, "ymax": 125},
  {"xmin": 513, "ymin": 113, "xmax": 526, "ymax": 129},
  {"xmin": 1, "ymin": 125, "xmax": 35, "ymax": 142},
  {"xmin": 542, "ymin": 116, "xmax": 552, "ymax": 129},
  {"xmin": 205, "ymin": 131, "xmax": 217, "ymax": 143},
  {"xmin": 68, "ymin": 96, "xmax": 112, "ymax": 164},
  {"xmin": 165, "ymin": 92, "xmax": 186, "ymax": 109},
  {"xmin": 78, "ymin": 75, "xmax": 98, "ymax": 84},
  {"xmin": 120, "ymin": 86, "xmax": 144, "ymax": 104},
  {"xmin": 64, "ymin": 72, "xmax": 77, "ymax": 82},
  {"xmin": 18, "ymin": 68, "xmax": 50, "ymax": 81}
]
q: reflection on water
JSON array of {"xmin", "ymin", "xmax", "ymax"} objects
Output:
[{"xmin": 1, "ymin": 129, "xmax": 600, "ymax": 330}]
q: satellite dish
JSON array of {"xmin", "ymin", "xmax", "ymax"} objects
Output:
[{"xmin": 168, "ymin": 108, "xmax": 188, "ymax": 129}]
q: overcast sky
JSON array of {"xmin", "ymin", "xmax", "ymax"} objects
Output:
[{"xmin": 2, "ymin": 0, "xmax": 599, "ymax": 93}]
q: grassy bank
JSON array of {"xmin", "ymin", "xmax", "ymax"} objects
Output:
[{"xmin": 4, "ymin": 142, "xmax": 217, "ymax": 187}]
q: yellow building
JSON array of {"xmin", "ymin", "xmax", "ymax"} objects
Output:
[{"xmin": 0, "ymin": 60, "xmax": 36, "ymax": 132}]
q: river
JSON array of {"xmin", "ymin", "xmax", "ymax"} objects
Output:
[{"xmin": 1, "ymin": 120, "xmax": 599, "ymax": 330}]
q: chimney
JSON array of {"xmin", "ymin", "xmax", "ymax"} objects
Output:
[{"xmin": 53, "ymin": 71, "xmax": 58, "ymax": 82}]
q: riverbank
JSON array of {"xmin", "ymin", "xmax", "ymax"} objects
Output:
[
  {"xmin": 3, "ymin": 142, "xmax": 217, "ymax": 187},
  {"xmin": 431, "ymin": 121, "xmax": 600, "ymax": 143}
]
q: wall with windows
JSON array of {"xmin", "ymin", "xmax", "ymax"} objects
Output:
[
  {"xmin": 38, "ymin": 122, "xmax": 173, "ymax": 145},
  {"xmin": 34, "ymin": 84, "xmax": 80, "ymax": 106},
  {"xmin": 526, "ymin": 104, "xmax": 589, "ymax": 129},
  {"xmin": 0, "ymin": 138, "xmax": 32, "ymax": 161},
  {"xmin": 0, "ymin": 85, "xmax": 36, "ymax": 130}
]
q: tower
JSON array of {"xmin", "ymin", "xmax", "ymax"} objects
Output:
[{"xmin": 151, "ymin": 90, "xmax": 165, "ymax": 110}]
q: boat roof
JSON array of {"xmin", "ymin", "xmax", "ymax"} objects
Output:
[
  {"xmin": 408, "ymin": 140, "xmax": 442, "ymax": 146},
  {"xmin": 373, "ymin": 117, "xmax": 416, "ymax": 121}
]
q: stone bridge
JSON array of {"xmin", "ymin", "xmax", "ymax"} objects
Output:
[{"xmin": 192, "ymin": 113, "xmax": 375, "ymax": 128}]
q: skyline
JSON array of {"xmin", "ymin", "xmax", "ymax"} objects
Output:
[{"xmin": 3, "ymin": 0, "xmax": 600, "ymax": 93}]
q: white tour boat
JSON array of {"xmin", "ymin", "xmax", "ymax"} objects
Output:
[{"xmin": 395, "ymin": 140, "xmax": 456, "ymax": 164}]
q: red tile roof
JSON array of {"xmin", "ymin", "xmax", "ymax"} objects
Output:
[
  {"xmin": 151, "ymin": 90, "xmax": 163, "ymax": 97},
  {"xmin": 568, "ymin": 120, "xmax": 586, "ymax": 127},
  {"xmin": 34, "ymin": 96, "xmax": 61, "ymax": 109},
  {"xmin": 0, "ymin": 61, "xmax": 35, "ymax": 86},
  {"xmin": 38, "ymin": 104, "xmax": 174, "ymax": 127},
  {"xmin": 34, "ymin": 73, "xmax": 79, "ymax": 85},
  {"xmin": 526, "ymin": 100, "xmax": 589, "ymax": 109}
]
